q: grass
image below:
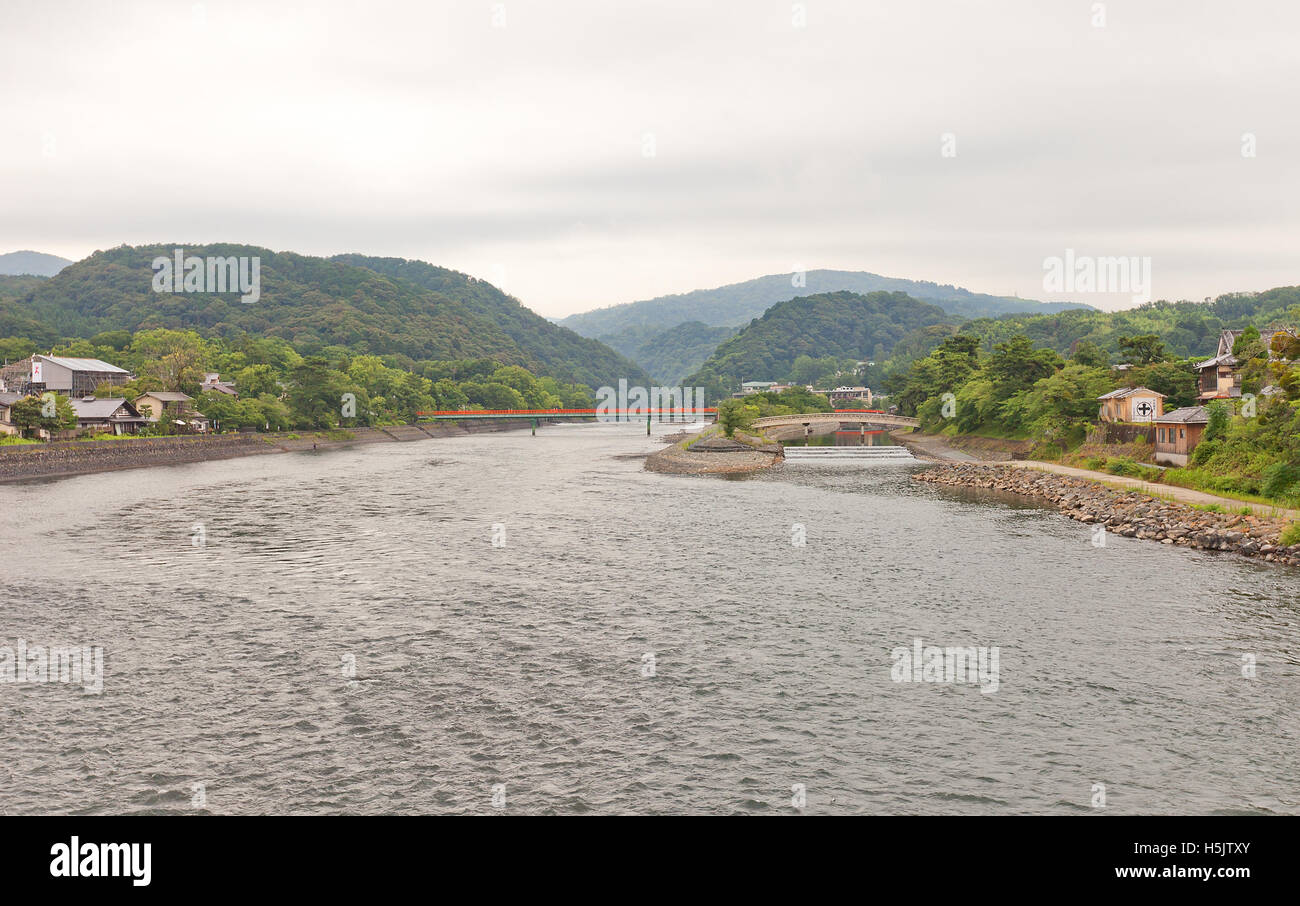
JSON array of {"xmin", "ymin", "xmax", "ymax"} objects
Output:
[
  {"xmin": 1056, "ymin": 449, "xmax": 1297, "ymax": 514},
  {"xmin": 1281, "ymin": 523, "xmax": 1300, "ymax": 546},
  {"xmin": 936, "ymin": 423, "xmax": 1032, "ymax": 441}
]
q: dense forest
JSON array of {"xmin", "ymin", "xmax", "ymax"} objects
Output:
[
  {"xmin": 561, "ymin": 268, "xmax": 1090, "ymax": 382},
  {"xmin": 597, "ymin": 321, "xmax": 740, "ymax": 385},
  {"xmin": 329, "ymin": 253, "xmax": 646, "ymax": 388},
  {"xmin": 685, "ymin": 290, "xmax": 953, "ymax": 399},
  {"xmin": 2, "ymin": 244, "xmax": 648, "ymax": 389},
  {"xmin": 950, "ymin": 287, "xmax": 1300, "ymax": 360},
  {"xmin": 1, "ymin": 327, "xmax": 596, "ymax": 439}
]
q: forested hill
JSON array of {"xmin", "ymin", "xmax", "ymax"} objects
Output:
[
  {"xmin": 685, "ymin": 290, "xmax": 952, "ymax": 399},
  {"xmin": 559, "ymin": 269, "xmax": 1089, "ymax": 337},
  {"xmin": 330, "ymin": 254, "xmax": 646, "ymax": 389},
  {"xmin": 5, "ymin": 244, "xmax": 648, "ymax": 388},
  {"xmin": 596, "ymin": 321, "xmax": 741, "ymax": 387},
  {"xmin": 559, "ymin": 269, "xmax": 1089, "ymax": 384},
  {"xmin": 951, "ymin": 287, "xmax": 1300, "ymax": 359},
  {"xmin": 0, "ymin": 275, "xmax": 54, "ymax": 344}
]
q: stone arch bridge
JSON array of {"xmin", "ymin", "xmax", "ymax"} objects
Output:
[{"xmin": 751, "ymin": 411, "xmax": 919, "ymax": 439}]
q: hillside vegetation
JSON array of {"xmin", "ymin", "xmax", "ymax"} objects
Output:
[
  {"xmin": 686, "ymin": 290, "xmax": 952, "ymax": 399},
  {"xmin": 560, "ymin": 269, "xmax": 1089, "ymax": 383},
  {"xmin": 597, "ymin": 321, "xmax": 740, "ymax": 385},
  {"xmin": 5, "ymin": 244, "xmax": 647, "ymax": 388}
]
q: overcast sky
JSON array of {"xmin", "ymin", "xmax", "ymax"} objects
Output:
[{"xmin": 3, "ymin": 1, "xmax": 1298, "ymax": 317}]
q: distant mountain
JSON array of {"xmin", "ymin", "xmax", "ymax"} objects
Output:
[
  {"xmin": 8, "ymin": 244, "xmax": 649, "ymax": 389},
  {"xmin": 560, "ymin": 269, "xmax": 1090, "ymax": 381},
  {"xmin": 596, "ymin": 321, "xmax": 740, "ymax": 386},
  {"xmin": 0, "ymin": 250, "xmax": 73, "ymax": 277},
  {"xmin": 685, "ymin": 290, "xmax": 953, "ymax": 399},
  {"xmin": 330, "ymin": 254, "xmax": 647, "ymax": 389}
]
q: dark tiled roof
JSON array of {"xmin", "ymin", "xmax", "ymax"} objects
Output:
[
  {"xmin": 1154, "ymin": 406, "xmax": 1210, "ymax": 424},
  {"xmin": 1097, "ymin": 386, "xmax": 1165, "ymax": 400}
]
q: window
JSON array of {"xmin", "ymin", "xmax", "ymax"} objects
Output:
[{"xmin": 1179, "ymin": 429, "xmax": 1185, "ymax": 439}]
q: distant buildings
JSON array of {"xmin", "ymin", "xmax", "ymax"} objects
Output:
[
  {"xmin": 1195, "ymin": 328, "xmax": 1296, "ymax": 402},
  {"xmin": 825, "ymin": 386, "xmax": 873, "ymax": 406},
  {"xmin": 66, "ymin": 398, "xmax": 149, "ymax": 436},
  {"xmin": 0, "ymin": 353, "xmax": 214, "ymax": 438},
  {"xmin": 0, "ymin": 354, "xmax": 132, "ymax": 397},
  {"xmin": 0, "ymin": 392, "xmax": 22, "ymax": 436},
  {"xmin": 733, "ymin": 380, "xmax": 878, "ymax": 406},
  {"xmin": 134, "ymin": 391, "xmax": 211, "ymax": 432},
  {"xmin": 1097, "ymin": 386, "xmax": 1165, "ymax": 423},
  {"xmin": 200, "ymin": 372, "xmax": 238, "ymax": 397}
]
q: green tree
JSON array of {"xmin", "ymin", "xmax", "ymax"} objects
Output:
[
  {"xmin": 287, "ymin": 357, "xmax": 355, "ymax": 428},
  {"xmin": 131, "ymin": 329, "xmax": 208, "ymax": 393},
  {"xmin": 10, "ymin": 393, "xmax": 76, "ymax": 438},
  {"xmin": 1117, "ymin": 334, "xmax": 1167, "ymax": 365},
  {"xmin": 234, "ymin": 364, "xmax": 280, "ymax": 398},
  {"xmin": 1204, "ymin": 400, "xmax": 1229, "ymax": 441},
  {"xmin": 1070, "ymin": 340, "xmax": 1109, "ymax": 368},
  {"xmin": 988, "ymin": 335, "xmax": 1062, "ymax": 397}
]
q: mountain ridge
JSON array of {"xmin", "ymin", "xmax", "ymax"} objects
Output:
[
  {"xmin": 0, "ymin": 250, "xmax": 73, "ymax": 277},
  {"xmin": 560, "ymin": 269, "xmax": 1091, "ymax": 382},
  {"xmin": 2, "ymin": 244, "xmax": 649, "ymax": 388}
]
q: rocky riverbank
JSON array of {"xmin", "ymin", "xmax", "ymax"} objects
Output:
[{"xmin": 913, "ymin": 463, "xmax": 1300, "ymax": 566}]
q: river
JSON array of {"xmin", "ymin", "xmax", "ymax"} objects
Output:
[{"xmin": 1, "ymin": 422, "xmax": 1297, "ymax": 814}]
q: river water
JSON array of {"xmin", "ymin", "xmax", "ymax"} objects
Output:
[{"xmin": 1, "ymin": 422, "xmax": 1297, "ymax": 815}]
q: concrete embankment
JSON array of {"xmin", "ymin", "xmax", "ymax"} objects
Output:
[
  {"xmin": 645, "ymin": 427, "xmax": 783, "ymax": 476},
  {"xmin": 0, "ymin": 419, "xmax": 539, "ymax": 483},
  {"xmin": 913, "ymin": 463, "xmax": 1300, "ymax": 566}
]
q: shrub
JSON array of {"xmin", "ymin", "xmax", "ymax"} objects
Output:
[
  {"xmin": 1106, "ymin": 458, "xmax": 1141, "ymax": 477},
  {"xmin": 1281, "ymin": 522, "xmax": 1300, "ymax": 547},
  {"xmin": 1261, "ymin": 462, "xmax": 1300, "ymax": 500},
  {"xmin": 1204, "ymin": 401, "xmax": 1229, "ymax": 441},
  {"xmin": 1190, "ymin": 438, "xmax": 1221, "ymax": 466}
]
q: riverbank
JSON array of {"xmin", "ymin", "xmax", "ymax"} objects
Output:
[
  {"xmin": 889, "ymin": 429, "xmax": 1028, "ymax": 462},
  {"xmin": 0, "ymin": 419, "xmax": 538, "ymax": 483},
  {"xmin": 913, "ymin": 463, "xmax": 1300, "ymax": 566},
  {"xmin": 645, "ymin": 426, "xmax": 783, "ymax": 475}
]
